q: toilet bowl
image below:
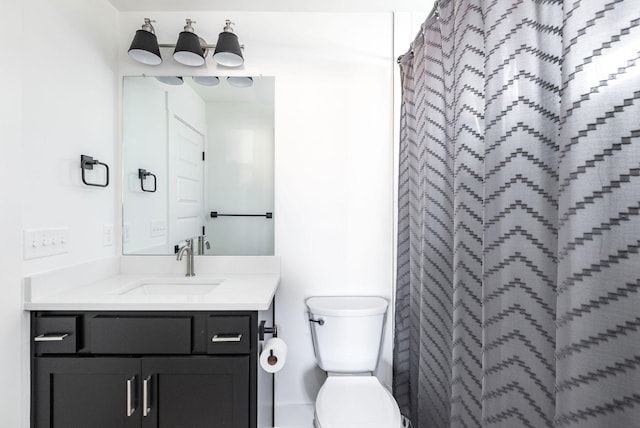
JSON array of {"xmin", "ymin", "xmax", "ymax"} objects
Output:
[
  {"xmin": 306, "ymin": 296, "xmax": 403, "ymax": 428},
  {"xmin": 314, "ymin": 375, "xmax": 402, "ymax": 428}
]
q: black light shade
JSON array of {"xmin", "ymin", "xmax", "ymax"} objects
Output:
[
  {"xmin": 128, "ymin": 29, "xmax": 162, "ymax": 65},
  {"xmin": 227, "ymin": 76, "xmax": 253, "ymax": 88},
  {"xmin": 213, "ymin": 32, "xmax": 244, "ymax": 67},
  {"xmin": 173, "ymin": 31, "xmax": 205, "ymax": 66},
  {"xmin": 192, "ymin": 76, "xmax": 220, "ymax": 86},
  {"xmin": 155, "ymin": 76, "xmax": 183, "ymax": 85}
]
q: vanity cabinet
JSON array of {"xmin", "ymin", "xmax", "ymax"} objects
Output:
[{"xmin": 31, "ymin": 311, "xmax": 259, "ymax": 428}]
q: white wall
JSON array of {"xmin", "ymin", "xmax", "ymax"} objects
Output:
[
  {"xmin": 21, "ymin": 0, "xmax": 119, "ymax": 274},
  {"xmin": 0, "ymin": 1, "xmax": 25, "ymax": 426},
  {"xmin": 0, "ymin": 1, "xmax": 118, "ymax": 426},
  {"xmin": 269, "ymin": 15, "xmax": 396, "ymax": 426},
  {"xmin": 119, "ymin": 11, "xmax": 395, "ymax": 426}
]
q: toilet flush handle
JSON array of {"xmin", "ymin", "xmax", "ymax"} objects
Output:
[{"xmin": 309, "ymin": 317, "xmax": 325, "ymax": 326}]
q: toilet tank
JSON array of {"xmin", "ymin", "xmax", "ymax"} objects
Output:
[{"xmin": 306, "ymin": 296, "xmax": 388, "ymax": 373}]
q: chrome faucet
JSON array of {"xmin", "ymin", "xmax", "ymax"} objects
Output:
[
  {"xmin": 197, "ymin": 235, "xmax": 211, "ymax": 255},
  {"xmin": 176, "ymin": 238, "xmax": 195, "ymax": 277}
]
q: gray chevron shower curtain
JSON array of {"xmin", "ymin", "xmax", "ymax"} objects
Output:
[{"xmin": 394, "ymin": 0, "xmax": 640, "ymax": 427}]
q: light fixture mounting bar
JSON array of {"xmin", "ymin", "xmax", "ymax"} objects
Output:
[{"xmin": 157, "ymin": 43, "xmax": 244, "ymax": 49}]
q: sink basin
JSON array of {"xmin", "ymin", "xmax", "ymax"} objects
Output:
[{"xmin": 120, "ymin": 280, "xmax": 221, "ymax": 296}]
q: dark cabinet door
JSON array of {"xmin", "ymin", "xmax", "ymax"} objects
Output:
[
  {"xmin": 34, "ymin": 358, "xmax": 140, "ymax": 428},
  {"xmin": 141, "ymin": 356, "xmax": 250, "ymax": 428}
]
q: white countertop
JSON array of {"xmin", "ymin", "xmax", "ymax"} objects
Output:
[{"xmin": 24, "ymin": 256, "xmax": 280, "ymax": 311}]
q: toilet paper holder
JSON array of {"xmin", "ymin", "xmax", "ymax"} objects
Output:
[{"xmin": 258, "ymin": 320, "xmax": 278, "ymax": 341}]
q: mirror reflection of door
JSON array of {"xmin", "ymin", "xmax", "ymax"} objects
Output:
[
  {"xmin": 169, "ymin": 115, "xmax": 205, "ymax": 251},
  {"xmin": 122, "ymin": 76, "xmax": 274, "ymax": 256}
]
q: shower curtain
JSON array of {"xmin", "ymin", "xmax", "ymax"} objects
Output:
[{"xmin": 394, "ymin": 0, "xmax": 640, "ymax": 427}]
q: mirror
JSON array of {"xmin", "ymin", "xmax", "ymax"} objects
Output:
[{"xmin": 122, "ymin": 76, "xmax": 274, "ymax": 256}]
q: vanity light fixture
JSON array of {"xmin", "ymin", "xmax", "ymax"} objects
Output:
[
  {"xmin": 155, "ymin": 76, "xmax": 184, "ymax": 85},
  {"xmin": 213, "ymin": 21, "xmax": 244, "ymax": 67},
  {"xmin": 128, "ymin": 18, "xmax": 162, "ymax": 65},
  {"xmin": 227, "ymin": 76, "xmax": 253, "ymax": 88},
  {"xmin": 190, "ymin": 76, "xmax": 252, "ymax": 88},
  {"xmin": 192, "ymin": 76, "xmax": 220, "ymax": 86},
  {"xmin": 128, "ymin": 18, "xmax": 246, "ymax": 68},
  {"xmin": 173, "ymin": 20, "xmax": 206, "ymax": 66}
]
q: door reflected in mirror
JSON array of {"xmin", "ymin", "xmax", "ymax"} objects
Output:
[{"xmin": 122, "ymin": 76, "xmax": 274, "ymax": 255}]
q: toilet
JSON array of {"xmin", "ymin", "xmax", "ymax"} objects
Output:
[{"xmin": 306, "ymin": 296, "xmax": 403, "ymax": 428}]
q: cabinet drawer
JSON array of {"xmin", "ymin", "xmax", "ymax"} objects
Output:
[
  {"xmin": 91, "ymin": 316, "xmax": 192, "ymax": 354},
  {"xmin": 207, "ymin": 316, "xmax": 251, "ymax": 354},
  {"xmin": 34, "ymin": 316, "xmax": 79, "ymax": 354}
]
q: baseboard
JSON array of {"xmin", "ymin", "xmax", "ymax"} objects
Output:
[{"xmin": 274, "ymin": 403, "xmax": 314, "ymax": 428}]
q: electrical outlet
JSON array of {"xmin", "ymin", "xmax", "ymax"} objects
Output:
[
  {"xmin": 123, "ymin": 224, "xmax": 131, "ymax": 244},
  {"xmin": 103, "ymin": 224, "xmax": 114, "ymax": 247}
]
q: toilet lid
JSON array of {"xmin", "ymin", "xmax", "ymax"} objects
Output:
[{"xmin": 315, "ymin": 376, "xmax": 401, "ymax": 428}]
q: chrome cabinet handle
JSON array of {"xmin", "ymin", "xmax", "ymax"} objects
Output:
[
  {"xmin": 126, "ymin": 377, "xmax": 136, "ymax": 417},
  {"xmin": 143, "ymin": 376, "xmax": 151, "ymax": 417},
  {"xmin": 34, "ymin": 333, "xmax": 69, "ymax": 342},
  {"xmin": 211, "ymin": 334, "xmax": 243, "ymax": 343}
]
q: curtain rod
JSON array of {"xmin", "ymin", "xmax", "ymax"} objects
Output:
[{"xmin": 396, "ymin": 0, "xmax": 440, "ymax": 65}]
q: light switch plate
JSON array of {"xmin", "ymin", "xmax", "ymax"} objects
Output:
[
  {"xmin": 150, "ymin": 219, "xmax": 166, "ymax": 237},
  {"xmin": 24, "ymin": 228, "xmax": 70, "ymax": 260}
]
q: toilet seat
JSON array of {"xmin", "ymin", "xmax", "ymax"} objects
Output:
[{"xmin": 314, "ymin": 376, "xmax": 402, "ymax": 428}]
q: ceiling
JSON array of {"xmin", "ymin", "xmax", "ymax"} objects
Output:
[{"xmin": 108, "ymin": 0, "xmax": 429, "ymax": 12}]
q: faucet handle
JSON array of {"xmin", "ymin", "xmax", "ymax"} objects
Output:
[
  {"xmin": 176, "ymin": 238, "xmax": 194, "ymax": 251},
  {"xmin": 196, "ymin": 235, "xmax": 211, "ymax": 255}
]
